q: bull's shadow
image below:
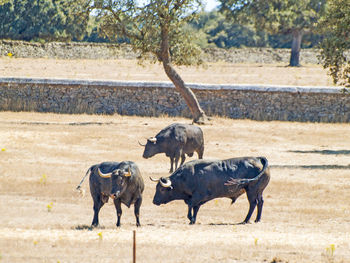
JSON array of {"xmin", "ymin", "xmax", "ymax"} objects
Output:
[
  {"xmin": 274, "ymin": 149, "xmax": 350, "ymax": 170},
  {"xmin": 288, "ymin": 149, "xmax": 350, "ymax": 155},
  {"xmin": 208, "ymin": 222, "xmax": 252, "ymax": 226},
  {"xmin": 271, "ymin": 164, "xmax": 350, "ymax": 170},
  {"xmin": 73, "ymin": 224, "xmax": 105, "ymax": 231}
]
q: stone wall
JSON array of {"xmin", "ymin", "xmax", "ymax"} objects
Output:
[{"xmin": 1, "ymin": 78, "xmax": 349, "ymax": 122}]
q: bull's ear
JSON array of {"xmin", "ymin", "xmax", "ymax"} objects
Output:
[{"xmin": 124, "ymin": 167, "xmax": 132, "ymax": 177}]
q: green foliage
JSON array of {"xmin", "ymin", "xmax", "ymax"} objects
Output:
[
  {"xmin": 91, "ymin": 0, "xmax": 204, "ymax": 66},
  {"xmin": 190, "ymin": 10, "xmax": 321, "ymax": 49},
  {"xmin": 219, "ymin": 0, "xmax": 326, "ymax": 65},
  {"xmin": 319, "ymin": 0, "xmax": 350, "ymax": 86},
  {"xmin": 201, "ymin": 11, "xmax": 268, "ymax": 48},
  {"xmin": 0, "ymin": 0, "xmax": 90, "ymax": 41},
  {"xmin": 221, "ymin": 0, "xmax": 326, "ymax": 34}
]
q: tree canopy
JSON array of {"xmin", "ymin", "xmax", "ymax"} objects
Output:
[
  {"xmin": 90, "ymin": 0, "xmax": 208, "ymax": 123},
  {"xmin": 219, "ymin": 0, "xmax": 326, "ymax": 66},
  {"xmin": 0, "ymin": 0, "xmax": 90, "ymax": 41},
  {"xmin": 319, "ymin": 0, "xmax": 350, "ymax": 87}
]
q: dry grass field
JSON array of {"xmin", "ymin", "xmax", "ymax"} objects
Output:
[
  {"xmin": 0, "ymin": 58, "xmax": 349, "ymax": 262},
  {"xmin": 0, "ymin": 57, "xmax": 334, "ymax": 86},
  {"xmin": 0, "ymin": 112, "xmax": 350, "ymax": 263}
]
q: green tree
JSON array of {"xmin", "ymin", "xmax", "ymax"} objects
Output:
[
  {"xmin": 90, "ymin": 0, "xmax": 208, "ymax": 123},
  {"xmin": 220, "ymin": 0, "xmax": 326, "ymax": 66},
  {"xmin": 0, "ymin": 0, "xmax": 89, "ymax": 41},
  {"xmin": 319, "ymin": 0, "xmax": 350, "ymax": 87},
  {"xmin": 192, "ymin": 11, "xmax": 268, "ymax": 48}
]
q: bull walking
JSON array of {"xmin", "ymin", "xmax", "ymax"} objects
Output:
[
  {"xmin": 150, "ymin": 157, "xmax": 270, "ymax": 224},
  {"xmin": 140, "ymin": 123, "xmax": 204, "ymax": 173},
  {"xmin": 76, "ymin": 161, "xmax": 144, "ymax": 227}
]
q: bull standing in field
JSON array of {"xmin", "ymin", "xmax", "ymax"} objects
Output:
[
  {"xmin": 76, "ymin": 161, "xmax": 144, "ymax": 227},
  {"xmin": 140, "ymin": 123, "xmax": 204, "ymax": 173},
  {"xmin": 150, "ymin": 157, "xmax": 270, "ymax": 224}
]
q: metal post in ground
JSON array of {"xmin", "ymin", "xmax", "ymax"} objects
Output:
[{"xmin": 133, "ymin": 230, "xmax": 136, "ymax": 263}]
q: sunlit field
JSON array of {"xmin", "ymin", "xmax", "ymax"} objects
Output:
[
  {"xmin": 0, "ymin": 57, "xmax": 334, "ymax": 86},
  {"xmin": 0, "ymin": 111, "xmax": 349, "ymax": 262}
]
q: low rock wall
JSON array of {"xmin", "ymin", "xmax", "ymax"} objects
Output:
[{"xmin": 0, "ymin": 78, "xmax": 349, "ymax": 122}]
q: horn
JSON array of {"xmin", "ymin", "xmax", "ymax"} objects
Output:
[
  {"xmin": 149, "ymin": 176, "xmax": 160, "ymax": 182},
  {"xmin": 160, "ymin": 177, "xmax": 172, "ymax": 188},
  {"xmin": 148, "ymin": 137, "xmax": 157, "ymax": 143},
  {"xmin": 98, "ymin": 168, "xmax": 113, "ymax": 178},
  {"xmin": 138, "ymin": 140, "xmax": 146, "ymax": 147},
  {"xmin": 124, "ymin": 167, "xmax": 132, "ymax": 177}
]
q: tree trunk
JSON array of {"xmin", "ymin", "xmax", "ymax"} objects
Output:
[
  {"xmin": 289, "ymin": 30, "xmax": 303, "ymax": 67},
  {"xmin": 159, "ymin": 24, "xmax": 208, "ymax": 124}
]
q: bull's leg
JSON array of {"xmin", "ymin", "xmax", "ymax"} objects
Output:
[
  {"xmin": 243, "ymin": 191, "xmax": 258, "ymax": 224},
  {"xmin": 92, "ymin": 195, "xmax": 105, "ymax": 227},
  {"xmin": 174, "ymin": 150, "xmax": 182, "ymax": 171},
  {"xmin": 134, "ymin": 197, "xmax": 142, "ymax": 227},
  {"xmin": 190, "ymin": 205, "xmax": 201, "ymax": 224},
  {"xmin": 255, "ymin": 195, "xmax": 264, "ymax": 223},
  {"xmin": 114, "ymin": 199, "xmax": 122, "ymax": 227},
  {"xmin": 197, "ymin": 145, "xmax": 204, "ymax": 159},
  {"xmin": 187, "ymin": 205, "xmax": 193, "ymax": 222},
  {"xmin": 169, "ymin": 157, "xmax": 174, "ymax": 173},
  {"xmin": 187, "ymin": 202, "xmax": 201, "ymax": 224},
  {"xmin": 180, "ymin": 153, "xmax": 186, "ymax": 166}
]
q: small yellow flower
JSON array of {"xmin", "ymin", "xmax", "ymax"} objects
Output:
[
  {"xmin": 254, "ymin": 238, "xmax": 258, "ymax": 246},
  {"xmin": 326, "ymin": 244, "xmax": 335, "ymax": 256},
  {"xmin": 330, "ymin": 244, "xmax": 335, "ymax": 256},
  {"xmin": 98, "ymin": 232, "xmax": 103, "ymax": 240},
  {"xmin": 7, "ymin": 52, "xmax": 13, "ymax": 57},
  {"xmin": 33, "ymin": 240, "xmax": 38, "ymax": 245},
  {"xmin": 1, "ymin": 148, "xmax": 6, "ymax": 152},
  {"xmin": 47, "ymin": 202, "xmax": 53, "ymax": 212},
  {"xmin": 40, "ymin": 174, "xmax": 47, "ymax": 184}
]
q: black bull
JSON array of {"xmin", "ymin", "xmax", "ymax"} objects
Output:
[
  {"xmin": 140, "ymin": 123, "xmax": 204, "ymax": 173},
  {"xmin": 76, "ymin": 161, "xmax": 144, "ymax": 227},
  {"xmin": 150, "ymin": 157, "xmax": 270, "ymax": 224}
]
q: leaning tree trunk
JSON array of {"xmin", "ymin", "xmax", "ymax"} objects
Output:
[
  {"xmin": 159, "ymin": 25, "xmax": 208, "ymax": 124},
  {"xmin": 289, "ymin": 29, "xmax": 303, "ymax": 67}
]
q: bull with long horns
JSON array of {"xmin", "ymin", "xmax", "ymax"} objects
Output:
[
  {"xmin": 150, "ymin": 157, "xmax": 270, "ymax": 224},
  {"xmin": 76, "ymin": 161, "xmax": 144, "ymax": 227}
]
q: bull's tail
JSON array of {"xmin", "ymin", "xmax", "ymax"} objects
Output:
[
  {"xmin": 225, "ymin": 157, "xmax": 269, "ymax": 186},
  {"xmin": 76, "ymin": 166, "xmax": 92, "ymax": 192}
]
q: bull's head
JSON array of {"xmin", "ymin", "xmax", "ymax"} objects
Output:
[
  {"xmin": 140, "ymin": 137, "xmax": 161, "ymax": 159},
  {"xmin": 110, "ymin": 167, "xmax": 132, "ymax": 199},
  {"xmin": 150, "ymin": 176, "xmax": 172, "ymax": 188},
  {"xmin": 150, "ymin": 176, "xmax": 175, "ymax": 205},
  {"xmin": 97, "ymin": 167, "xmax": 131, "ymax": 178}
]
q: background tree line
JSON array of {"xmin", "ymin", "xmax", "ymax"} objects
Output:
[{"xmin": 0, "ymin": 0, "xmax": 322, "ymax": 49}]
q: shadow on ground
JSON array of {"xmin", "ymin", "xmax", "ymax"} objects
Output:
[
  {"xmin": 271, "ymin": 164, "xmax": 350, "ymax": 170},
  {"xmin": 288, "ymin": 150, "xmax": 350, "ymax": 155}
]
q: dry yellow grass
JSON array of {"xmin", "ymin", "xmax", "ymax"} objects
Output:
[
  {"xmin": 0, "ymin": 111, "xmax": 350, "ymax": 263},
  {"xmin": 0, "ymin": 57, "xmax": 334, "ymax": 86}
]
